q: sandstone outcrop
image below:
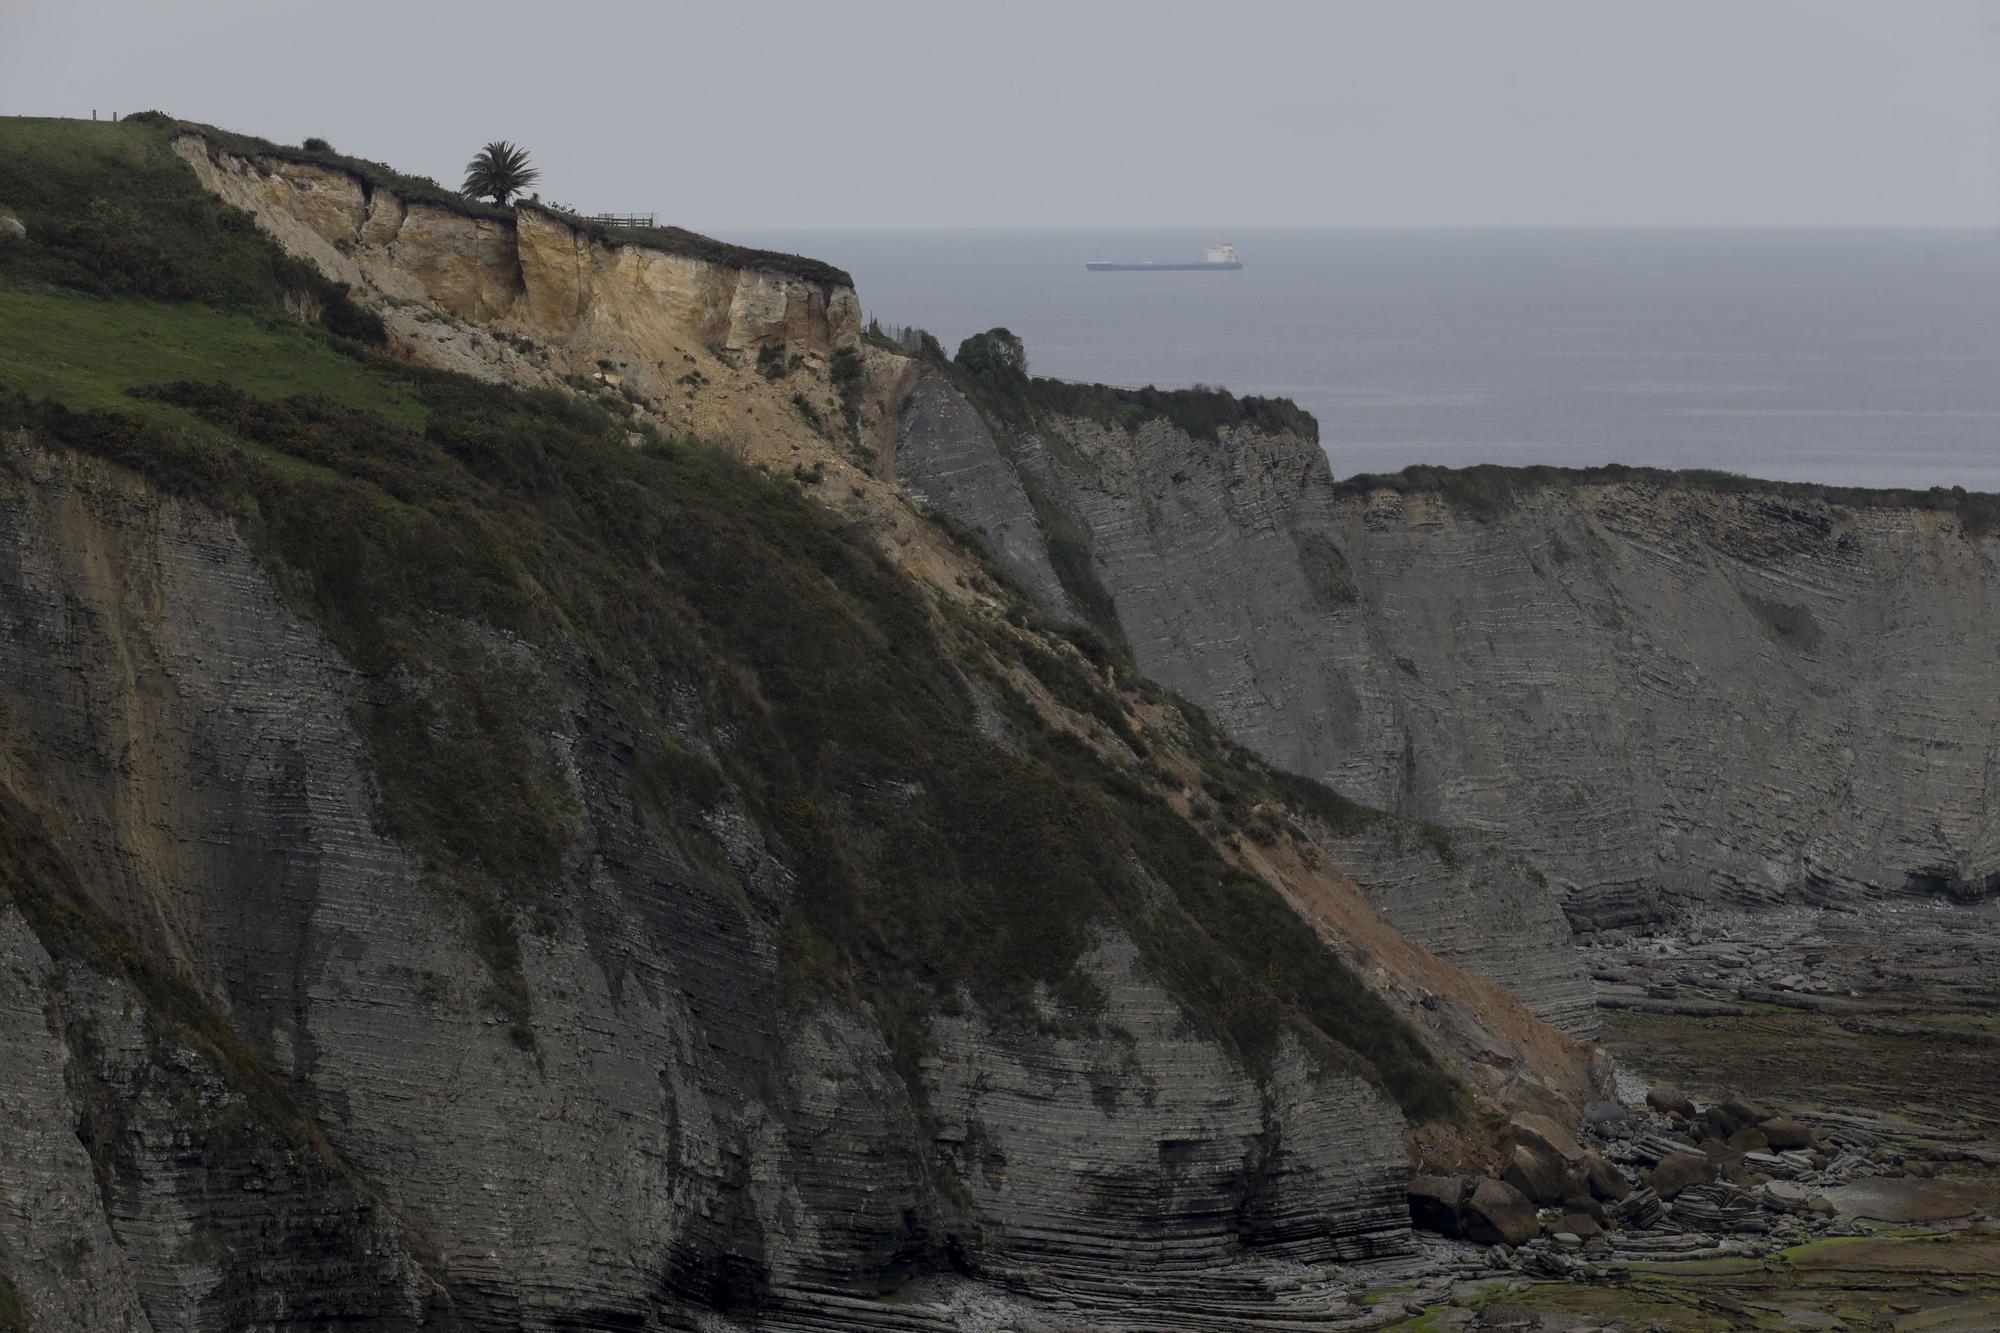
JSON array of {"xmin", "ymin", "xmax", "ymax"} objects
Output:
[
  {"xmin": 173, "ymin": 135, "xmax": 857, "ymax": 358},
  {"xmin": 171, "ymin": 132, "xmax": 861, "ymax": 457}
]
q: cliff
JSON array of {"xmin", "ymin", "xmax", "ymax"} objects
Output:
[
  {"xmin": 0, "ymin": 396, "xmax": 1588, "ymax": 1330},
  {"xmin": 0, "ymin": 116, "xmax": 1605, "ymax": 1329},
  {"xmin": 892, "ymin": 366, "xmax": 1597, "ymax": 1037},
  {"xmin": 171, "ymin": 126, "xmax": 863, "ymax": 459},
  {"xmin": 897, "ymin": 360, "xmax": 2000, "ymax": 948}
]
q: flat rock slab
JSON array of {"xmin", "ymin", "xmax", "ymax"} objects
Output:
[{"xmin": 1822, "ymin": 1177, "xmax": 1994, "ymax": 1224}]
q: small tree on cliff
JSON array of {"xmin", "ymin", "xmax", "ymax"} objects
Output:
[
  {"xmin": 461, "ymin": 141, "xmax": 540, "ymax": 207},
  {"xmin": 954, "ymin": 327, "xmax": 1028, "ymax": 384}
]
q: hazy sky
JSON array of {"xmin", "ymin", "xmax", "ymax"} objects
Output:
[{"xmin": 6, "ymin": 0, "xmax": 1998, "ymax": 230}]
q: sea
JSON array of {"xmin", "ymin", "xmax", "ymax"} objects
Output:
[{"xmin": 735, "ymin": 228, "xmax": 2000, "ymax": 491}]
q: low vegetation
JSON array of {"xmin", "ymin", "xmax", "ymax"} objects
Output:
[
  {"xmin": 1292, "ymin": 530, "xmax": 1359, "ymax": 609},
  {"xmin": 947, "ymin": 326, "xmax": 1317, "ymax": 442},
  {"xmin": 0, "ymin": 116, "xmax": 382, "ymax": 342},
  {"xmin": 829, "ymin": 345, "xmax": 865, "ymax": 437},
  {"xmin": 1338, "ymin": 460, "xmax": 2000, "ymax": 537},
  {"xmin": 1031, "ymin": 377, "xmax": 1318, "ymax": 443}
]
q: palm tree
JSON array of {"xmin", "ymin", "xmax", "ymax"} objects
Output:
[{"xmin": 461, "ymin": 141, "xmax": 539, "ymax": 207}]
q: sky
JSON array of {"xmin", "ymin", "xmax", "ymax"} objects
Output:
[{"xmin": 4, "ymin": 0, "xmax": 1998, "ymax": 231}]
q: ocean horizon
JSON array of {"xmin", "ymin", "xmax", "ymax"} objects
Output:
[{"xmin": 737, "ymin": 227, "xmax": 2000, "ymax": 492}]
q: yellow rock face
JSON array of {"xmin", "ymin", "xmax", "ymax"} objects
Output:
[
  {"xmin": 386, "ymin": 205, "xmax": 521, "ymax": 323},
  {"xmin": 170, "ymin": 132, "xmax": 900, "ymax": 558},
  {"xmin": 172, "ymin": 135, "xmax": 858, "ymax": 363}
]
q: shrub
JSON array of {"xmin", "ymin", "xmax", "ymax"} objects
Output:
[
  {"xmin": 943, "ymin": 327, "xmax": 1315, "ymax": 444},
  {"xmin": 301, "ymin": 136, "xmax": 333, "ymax": 153},
  {"xmin": 1292, "ymin": 530, "xmax": 1358, "ymax": 609},
  {"xmin": 1333, "ymin": 461, "xmax": 2000, "ymax": 538},
  {"xmin": 829, "ymin": 345, "xmax": 864, "ymax": 436}
]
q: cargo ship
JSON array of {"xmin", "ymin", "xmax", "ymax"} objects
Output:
[{"xmin": 1086, "ymin": 242, "xmax": 1241, "ymax": 272}]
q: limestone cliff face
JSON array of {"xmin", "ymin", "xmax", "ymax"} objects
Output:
[
  {"xmin": 894, "ymin": 375, "xmax": 1077, "ymax": 619},
  {"xmin": 1320, "ymin": 484, "xmax": 2000, "ymax": 927},
  {"xmin": 901, "ymin": 374, "xmax": 2000, "ymax": 941},
  {"xmin": 0, "ymin": 439, "xmax": 1455, "ymax": 1329},
  {"xmin": 892, "ymin": 386, "xmax": 1599, "ymax": 1037}
]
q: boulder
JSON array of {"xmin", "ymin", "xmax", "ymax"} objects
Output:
[
  {"xmin": 1714, "ymin": 1097, "xmax": 1768, "ymax": 1135},
  {"xmin": 1612, "ymin": 1185, "xmax": 1666, "ymax": 1230},
  {"xmin": 1461, "ymin": 1177, "xmax": 1540, "ymax": 1247},
  {"xmin": 0, "ymin": 213, "xmax": 25, "ymax": 243},
  {"xmin": 1408, "ymin": 1175, "xmax": 1466, "ymax": 1237},
  {"xmin": 1581, "ymin": 1149, "xmax": 1631, "ymax": 1202},
  {"xmin": 1503, "ymin": 1143, "xmax": 1568, "ymax": 1206},
  {"xmin": 1646, "ymin": 1084, "xmax": 1697, "ymax": 1119},
  {"xmin": 1510, "ymin": 1112, "xmax": 1587, "ymax": 1166},
  {"xmin": 1558, "ymin": 1211, "xmax": 1604, "ymax": 1240},
  {"xmin": 1702, "ymin": 1139, "xmax": 1743, "ymax": 1166},
  {"xmin": 1763, "ymin": 1180, "xmax": 1812, "ymax": 1208},
  {"xmin": 1696, "ymin": 1108, "xmax": 1736, "ymax": 1141},
  {"xmin": 1646, "ymin": 1151, "xmax": 1717, "ymax": 1200},
  {"xmin": 1584, "ymin": 1100, "xmax": 1641, "ymax": 1133},
  {"xmin": 1758, "ymin": 1115, "xmax": 1812, "ymax": 1150},
  {"xmin": 1562, "ymin": 1193, "xmax": 1606, "ymax": 1225},
  {"xmin": 1726, "ymin": 1127, "xmax": 1770, "ymax": 1154}
]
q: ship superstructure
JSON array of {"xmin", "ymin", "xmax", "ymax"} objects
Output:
[{"xmin": 1086, "ymin": 242, "xmax": 1242, "ymax": 272}]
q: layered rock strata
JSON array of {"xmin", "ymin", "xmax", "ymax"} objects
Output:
[
  {"xmin": 897, "ymin": 375, "xmax": 2000, "ymax": 938},
  {"xmin": 893, "ymin": 388, "xmax": 1600, "ymax": 1034},
  {"xmin": 0, "ymin": 437, "xmax": 1487, "ymax": 1328}
]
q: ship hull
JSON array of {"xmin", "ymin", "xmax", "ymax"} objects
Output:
[{"xmin": 1085, "ymin": 261, "xmax": 1243, "ymax": 271}]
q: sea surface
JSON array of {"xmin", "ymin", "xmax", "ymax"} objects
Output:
[{"xmin": 735, "ymin": 228, "xmax": 2000, "ymax": 491}]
